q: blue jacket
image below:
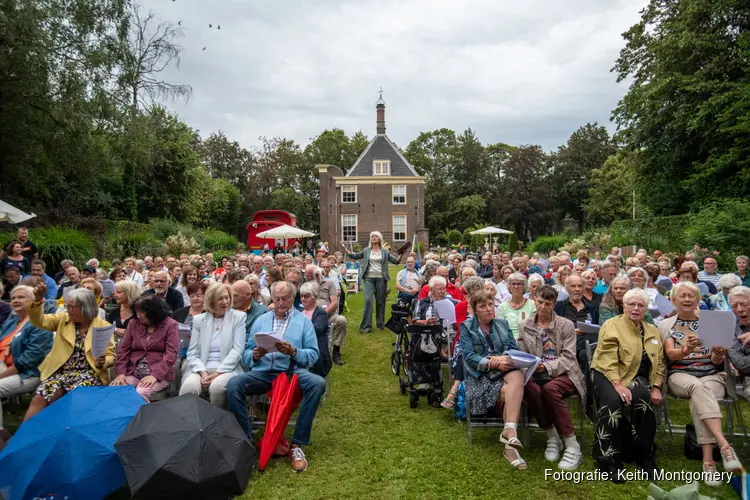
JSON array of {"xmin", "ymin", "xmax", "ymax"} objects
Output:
[
  {"xmin": 241, "ymin": 301, "xmax": 268, "ymax": 340},
  {"xmin": 459, "ymin": 315, "xmax": 517, "ymax": 380},
  {"xmin": 0, "ymin": 314, "xmax": 54, "ymax": 379},
  {"xmin": 42, "ymin": 273, "xmax": 58, "ymax": 302},
  {"xmin": 243, "ymin": 309, "xmax": 319, "ymax": 373}
]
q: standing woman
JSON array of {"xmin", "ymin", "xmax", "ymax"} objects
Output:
[
  {"xmin": 343, "ymin": 231, "xmax": 403, "ymax": 333},
  {"xmin": 24, "ymin": 287, "xmax": 116, "ymax": 421},
  {"xmin": 179, "ymin": 283, "xmax": 246, "ymax": 408}
]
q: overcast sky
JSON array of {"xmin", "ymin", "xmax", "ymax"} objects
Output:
[{"xmin": 145, "ymin": 0, "xmax": 646, "ymax": 152}]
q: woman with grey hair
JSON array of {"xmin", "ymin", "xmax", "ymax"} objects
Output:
[
  {"xmin": 299, "ymin": 281, "xmax": 331, "ymax": 378},
  {"xmin": 497, "ymin": 272, "xmax": 536, "ymax": 339},
  {"xmin": 343, "ymin": 230, "xmax": 404, "ymax": 333},
  {"xmin": 727, "ymin": 287, "xmax": 750, "ymax": 400},
  {"xmin": 526, "ymin": 274, "xmax": 545, "ymax": 301},
  {"xmin": 709, "ymin": 273, "xmax": 742, "ymax": 311},
  {"xmin": 24, "ymin": 286, "xmax": 116, "ymax": 421}
]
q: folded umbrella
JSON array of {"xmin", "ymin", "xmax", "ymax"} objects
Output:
[
  {"xmin": 0, "ymin": 386, "xmax": 146, "ymax": 500},
  {"xmin": 115, "ymin": 394, "xmax": 256, "ymax": 500},
  {"xmin": 259, "ymin": 368, "xmax": 302, "ymax": 471}
]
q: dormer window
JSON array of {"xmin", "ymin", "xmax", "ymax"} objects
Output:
[{"xmin": 373, "ymin": 160, "xmax": 390, "ymax": 176}]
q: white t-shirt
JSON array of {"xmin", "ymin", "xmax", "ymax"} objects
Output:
[{"xmin": 127, "ymin": 270, "xmax": 144, "ymax": 289}]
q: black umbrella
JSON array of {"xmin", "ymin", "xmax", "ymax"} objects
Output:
[{"xmin": 114, "ymin": 394, "xmax": 256, "ymax": 500}]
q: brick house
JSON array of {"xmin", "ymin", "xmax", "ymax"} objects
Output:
[
  {"xmin": 318, "ymin": 96, "xmax": 428, "ymax": 251},
  {"xmin": 317, "ymin": 96, "xmax": 429, "ymax": 249}
]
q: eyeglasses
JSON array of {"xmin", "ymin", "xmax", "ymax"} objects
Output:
[
  {"xmin": 509, "ymin": 283, "xmax": 524, "ymax": 287},
  {"xmin": 301, "ymin": 294, "xmax": 313, "ymax": 299},
  {"xmin": 624, "ymin": 302, "xmax": 645, "ymax": 309}
]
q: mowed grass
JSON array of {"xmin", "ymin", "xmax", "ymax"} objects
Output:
[{"xmin": 239, "ymin": 267, "xmax": 749, "ymax": 500}]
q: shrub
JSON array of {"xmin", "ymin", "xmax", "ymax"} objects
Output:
[
  {"xmin": 149, "ymin": 218, "xmax": 204, "ymax": 247},
  {"xmin": 202, "ymin": 229, "xmax": 240, "ymax": 252},
  {"xmin": 507, "ymin": 232, "xmax": 520, "ymax": 254},
  {"xmin": 685, "ymin": 199, "xmax": 750, "ymax": 269},
  {"xmin": 525, "ymin": 235, "xmax": 569, "ymax": 255},
  {"xmin": 447, "ymin": 230, "xmax": 462, "ymax": 246},
  {"xmin": 34, "ymin": 228, "xmax": 95, "ymax": 270},
  {"xmin": 107, "ymin": 232, "xmax": 154, "ymax": 258},
  {"xmin": 164, "ymin": 232, "xmax": 200, "ymax": 256}
]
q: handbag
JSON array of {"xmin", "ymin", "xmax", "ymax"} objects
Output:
[{"xmin": 683, "ymin": 423, "xmax": 720, "ymax": 461}]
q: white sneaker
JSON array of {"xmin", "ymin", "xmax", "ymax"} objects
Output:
[
  {"xmin": 558, "ymin": 447, "xmax": 582, "ymax": 470},
  {"xmin": 544, "ymin": 438, "xmax": 561, "ymax": 462},
  {"xmin": 721, "ymin": 445, "xmax": 743, "ymax": 472},
  {"xmin": 703, "ymin": 462, "xmax": 722, "ymax": 487}
]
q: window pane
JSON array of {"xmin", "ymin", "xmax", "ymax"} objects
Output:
[
  {"xmin": 393, "ymin": 215, "xmax": 406, "ymax": 241},
  {"xmin": 392, "ymin": 185, "xmax": 406, "ymax": 204},
  {"xmin": 342, "ymin": 215, "xmax": 357, "ymax": 242}
]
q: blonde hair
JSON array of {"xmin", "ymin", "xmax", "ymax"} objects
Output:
[
  {"xmin": 670, "ymin": 281, "xmax": 700, "ymax": 303},
  {"xmin": 368, "ymin": 230, "xmax": 384, "ymax": 249},
  {"xmin": 80, "ymin": 277, "xmax": 102, "ymax": 298},
  {"xmin": 115, "ymin": 280, "xmax": 141, "ymax": 305},
  {"xmin": 204, "ymin": 283, "xmax": 233, "ymax": 313}
]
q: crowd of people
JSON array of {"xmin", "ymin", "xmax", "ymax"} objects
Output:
[
  {"xmin": 397, "ymin": 245, "xmax": 750, "ymax": 484},
  {"xmin": 2, "ymin": 224, "xmax": 750, "ymax": 486}
]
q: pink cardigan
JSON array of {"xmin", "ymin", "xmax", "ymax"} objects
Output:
[{"xmin": 115, "ymin": 317, "xmax": 180, "ymax": 382}]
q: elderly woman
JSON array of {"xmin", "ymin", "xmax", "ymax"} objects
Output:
[
  {"xmin": 107, "ymin": 280, "xmax": 141, "ymax": 339},
  {"xmin": 526, "ymin": 274, "xmax": 545, "ymax": 301},
  {"xmin": 412, "ymin": 276, "xmax": 456, "ymax": 325},
  {"xmin": 590, "ymin": 289, "xmax": 664, "ymax": 482},
  {"xmin": 581, "ymin": 269, "xmax": 603, "ymax": 310},
  {"xmin": 24, "ymin": 287, "xmax": 115, "ymax": 421},
  {"xmin": 0, "ymin": 286, "xmax": 53, "ymax": 447},
  {"xmin": 599, "ymin": 276, "xmax": 634, "ymax": 325},
  {"xmin": 344, "ymin": 231, "xmax": 403, "ymax": 333},
  {"xmin": 658, "ymin": 282, "xmax": 741, "ymax": 484},
  {"xmin": 260, "ymin": 267, "xmax": 282, "ymax": 306},
  {"xmin": 497, "ymin": 272, "xmax": 537, "ymax": 339},
  {"xmin": 111, "ymin": 295, "xmax": 180, "ymax": 401},
  {"xmin": 179, "ymin": 283, "xmax": 246, "ymax": 408},
  {"xmin": 243, "ymin": 274, "xmax": 265, "ymax": 305},
  {"xmin": 299, "ymin": 281, "xmax": 331, "ymax": 379},
  {"xmin": 519, "ymin": 285, "xmax": 585, "ymax": 470},
  {"xmin": 460, "ymin": 289, "xmax": 527, "ymax": 469},
  {"xmin": 727, "ymin": 287, "xmax": 750, "ymax": 399},
  {"xmin": 709, "ymin": 274, "xmax": 742, "ymax": 311},
  {"xmin": 677, "ymin": 263, "xmax": 711, "ymax": 300}
]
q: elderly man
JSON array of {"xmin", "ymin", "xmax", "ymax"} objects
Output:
[
  {"xmin": 593, "ymin": 261, "xmax": 617, "ymax": 294},
  {"xmin": 309, "ymin": 265, "xmax": 346, "ymax": 366},
  {"xmin": 30, "ymin": 260, "xmax": 57, "ymax": 301},
  {"xmin": 232, "ymin": 280, "xmax": 268, "ymax": 338},
  {"xmin": 226, "ymin": 281, "xmax": 326, "ymax": 473},
  {"xmin": 553, "ymin": 275, "xmax": 598, "ymax": 326},
  {"xmin": 476, "ymin": 254, "xmax": 494, "ymax": 279},
  {"xmin": 251, "ymin": 255, "xmax": 267, "ymax": 287},
  {"xmin": 396, "ymin": 256, "xmax": 421, "ymax": 304},
  {"xmin": 56, "ymin": 266, "xmax": 81, "ymax": 300},
  {"xmin": 143, "ymin": 271, "xmax": 184, "ymax": 312},
  {"xmin": 698, "ymin": 257, "xmax": 722, "ymax": 288}
]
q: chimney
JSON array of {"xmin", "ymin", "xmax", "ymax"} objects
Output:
[{"xmin": 376, "ymin": 90, "xmax": 386, "ymax": 135}]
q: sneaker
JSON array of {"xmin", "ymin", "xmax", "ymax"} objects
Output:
[
  {"xmin": 289, "ymin": 445, "xmax": 308, "ymax": 473},
  {"xmin": 558, "ymin": 447, "xmax": 582, "ymax": 470},
  {"xmin": 721, "ymin": 445, "xmax": 742, "ymax": 472},
  {"xmin": 332, "ymin": 351, "xmax": 344, "ymax": 366},
  {"xmin": 703, "ymin": 462, "xmax": 722, "ymax": 487},
  {"xmin": 544, "ymin": 438, "xmax": 561, "ymax": 462}
]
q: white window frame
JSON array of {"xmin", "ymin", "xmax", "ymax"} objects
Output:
[
  {"xmin": 392, "ymin": 215, "xmax": 407, "ymax": 242},
  {"xmin": 341, "ymin": 185, "xmax": 357, "ymax": 203},
  {"xmin": 342, "ymin": 214, "xmax": 358, "ymax": 243},
  {"xmin": 373, "ymin": 160, "xmax": 391, "ymax": 176},
  {"xmin": 392, "ymin": 185, "xmax": 406, "ymax": 205}
]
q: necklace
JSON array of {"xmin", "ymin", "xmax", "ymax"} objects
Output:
[{"xmin": 213, "ymin": 316, "xmax": 225, "ymax": 332}]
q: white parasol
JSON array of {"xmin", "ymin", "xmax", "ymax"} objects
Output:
[
  {"xmin": 469, "ymin": 226, "xmax": 513, "ymax": 235},
  {"xmin": 0, "ymin": 200, "xmax": 36, "ymax": 224},
  {"xmin": 256, "ymin": 224, "xmax": 316, "ymax": 239}
]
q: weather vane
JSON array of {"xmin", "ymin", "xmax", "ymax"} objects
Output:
[{"xmin": 376, "ymin": 86, "xmax": 385, "ymax": 104}]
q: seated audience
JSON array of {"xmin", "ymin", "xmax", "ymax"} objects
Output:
[
  {"xmin": 312, "ymin": 266, "xmax": 346, "ymax": 366},
  {"xmin": 232, "ymin": 280, "xmax": 268, "ymax": 336},
  {"xmin": 727, "ymin": 287, "xmax": 750, "ymax": 400},
  {"xmin": 497, "ymin": 272, "xmax": 536, "ymax": 339},
  {"xmin": 658, "ymin": 282, "xmax": 741, "ymax": 484},
  {"xmin": 25, "ymin": 287, "xmax": 115, "ymax": 421},
  {"xmin": 708, "ymin": 273, "xmax": 741, "ymax": 311},
  {"xmin": 226, "ymin": 281, "xmax": 325, "ymax": 473},
  {"xmin": 396, "ymin": 256, "xmax": 422, "ymax": 305},
  {"xmin": 180, "ymin": 283, "xmax": 246, "ymax": 408},
  {"xmin": 107, "ymin": 280, "xmax": 140, "ymax": 339},
  {"xmin": 111, "ymin": 295, "xmax": 180, "ymax": 401},
  {"xmin": 299, "ymin": 281, "xmax": 331, "ymax": 379},
  {"xmin": 143, "ymin": 271, "xmax": 184, "ymax": 312},
  {"xmin": 460, "ymin": 289, "xmax": 526, "ymax": 469},
  {"xmin": 590, "ymin": 289, "xmax": 664, "ymax": 482}
]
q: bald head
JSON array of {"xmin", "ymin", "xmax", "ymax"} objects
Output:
[
  {"xmin": 232, "ymin": 280, "xmax": 252, "ymax": 311},
  {"xmin": 437, "ymin": 266, "xmax": 450, "ymax": 279}
]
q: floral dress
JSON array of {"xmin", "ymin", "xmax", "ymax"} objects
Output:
[
  {"xmin": 36, "ymin": 326, "xmax": 102, "ymax": 402},
  {"xmin": 465, "ymin": 332, "xmax": 506, "ymax": 416}
]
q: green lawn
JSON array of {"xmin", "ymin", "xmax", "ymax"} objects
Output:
[{"xmin": 242, "ymin": 268, "xmax": 748, "ymax": 499}]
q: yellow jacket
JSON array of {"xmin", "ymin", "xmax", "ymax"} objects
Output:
[
  {"xmin": 30, "ymin": 301, "xmax": 116, "ymax": 383},
  {"xmin": 591, "ymin": 314, "xmax": 665, "ymax": 388}
]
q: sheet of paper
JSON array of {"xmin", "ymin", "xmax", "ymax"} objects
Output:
[
  {"xmin": 254, "ymin": 331, "xmax": 284, "ymax": 353},
  {"xmin": 91, "ymin": 325, "xmax": 115, "ymax": 358},
  {"xmin": 538, "ymin": 260, "xmax": 550, "ymax": 272},
  {"xmin": 508, "ymin": 349, "xmax": 540, "ymax": 385},
  {"xmin": 432, "ymin": 298, "xmax": 456, "ymax": 328},
  {"xmin": 697, "ymin": 310, "xmax": 736, "ymax": 348},
  {"xmin": 576, "ymin": 322, "xmax": 601, "ymax": 335},
  {"xmin": 654, "ymin": 292, "xmax": 675, "ymax": 317},
  {"xmin": 100, "ymin": 279, "xmax": 115, "ymax": 298}
]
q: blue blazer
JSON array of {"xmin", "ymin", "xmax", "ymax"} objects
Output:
[
  {"xmin": 459, "ymin": 315, "xmax": 517, "ymax": 380},
  {"xmin": 243, "ymin": 309, "xmax": 319, "ymax": 373},
  {"xmin": 347, "ymin": 247, "xmax": 400, "ymax": 281},
  {"xmin": 0, "ymin": 314, "xmax": 54, "ymax": 379}
]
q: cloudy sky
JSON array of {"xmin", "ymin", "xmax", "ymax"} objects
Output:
[{"xmin": 145, "ymin": 0, "xmax": 646, "ymax": 152}]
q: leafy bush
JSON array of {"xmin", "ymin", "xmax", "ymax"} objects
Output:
[
  {"xmin": 447, "ymin": 230, "xmax": 463, "ymax": 246},
  {"xmin": 202, "ymin": 229, "xmax": 240, "ymax": 251},
  {"xmin": 164, "ymin": 232, "xmax": 200, "ymax": 256},
  {"xmin": 685, "ymin": 199, "xmax": 750, "ymax": 269},
  {"xmin": 148, "ymin": 218, "xmax": 204, "ymax": 246},
  {"xmin": 34, "ymin": 228, "xmax": 95, "ymax": 270},
  {"xmin": 107, "ymin": 232, "xmax": 154, "ymax": 257},
  {"xmin": 507, "ymin": 232, "xmax": 520, "ymax": 254},
  {"xmin": 525, "ymin": 235, "xmax": 569, "ymax": 254}
]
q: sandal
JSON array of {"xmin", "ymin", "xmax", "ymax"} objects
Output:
[
  {"xmin": 499, "ymin": 423, "xmax": 524, "ymax": 449},
  {"xmin": 504, "ymin": 446, "xmax": 527, "ymax": 470},
  {"xmin": 440, "ymin": 390, "xmax": 458, "ymax": 409}
]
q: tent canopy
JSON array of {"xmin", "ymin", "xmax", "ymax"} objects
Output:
[
  {"xmin": 470, "ymin": 226, "xmax": 513, "ymax": 235},
  {"xmin": 256, "ymin": 224, "xmax": 316, "ymax": 239},
  {"xmin": 0, "ymin": 200, "xmax": 36, "ymax": 224}
]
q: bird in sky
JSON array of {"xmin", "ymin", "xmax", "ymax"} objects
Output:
[
  {"xmin": 217, "ymin": 25, "xmax": 221, "ymax": 30},
  {"xmin": 202, "ymin": 47, "xmax": 206, "ymax": 51},
  {"xmin": 209, "ymin": 24, "xmax": 212, "ymax": 28},
  {"xmin": 178, "ymin": 20, "xmax": 182, "ymax": 25}
]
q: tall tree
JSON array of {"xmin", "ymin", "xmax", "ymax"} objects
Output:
[
  {"xmin": 613, "ymin": 0, "xmax": 750, "ymax": 214},
  {"xmin": 584, "ymin": 151, "xmax": 649, "ymax": 226}
]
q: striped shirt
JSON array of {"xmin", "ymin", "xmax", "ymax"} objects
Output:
[
  {"xmin": 668, "ymin": 318, "xmax": 719, "ymax": 377},
  {"xmin": 272, "ymin": 309, "xmax": 292, "ymax": 339}
]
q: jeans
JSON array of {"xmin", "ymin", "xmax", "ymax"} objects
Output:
[
  {"xmin": 361, "ymin": 277, "xmax": 387, "ymax": 331},
  {"xmin": 226, "ymin": 369, "xmax": 326, "ymax": 445}
]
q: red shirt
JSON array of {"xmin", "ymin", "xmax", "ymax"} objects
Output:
[{"xmin": 418, "ymin": 282, "xmax": 464, "ymax": 301}]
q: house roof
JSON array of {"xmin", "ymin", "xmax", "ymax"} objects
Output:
[{"xmin": 345, "ymin": 135, "xmax": 419, "ymax": 177}]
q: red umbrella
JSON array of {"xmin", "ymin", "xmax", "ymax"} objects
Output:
[{"xmin": 258, "ymin": 370, "xmax": 302, "ymax": 471}]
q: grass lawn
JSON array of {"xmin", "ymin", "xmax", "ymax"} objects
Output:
[{"xmin": 240, "ymin": 268, "xmax": 748, "ymax": 500}]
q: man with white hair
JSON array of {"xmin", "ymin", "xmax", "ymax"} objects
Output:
[
  {"xmin": 143, "ymin": 270, "xmax": 184, "ymax": 312},
  {"xmin": 310, "ymin": 265, "xmax": 347, "ymax": 366},
  {"xmin": 226, "ymin": 280, "xmax": 325, "ymax": 473}
]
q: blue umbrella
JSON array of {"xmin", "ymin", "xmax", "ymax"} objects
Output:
[{"xmin": 0, "ymin": 386, "xmax": 146, "ymax": 500}]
